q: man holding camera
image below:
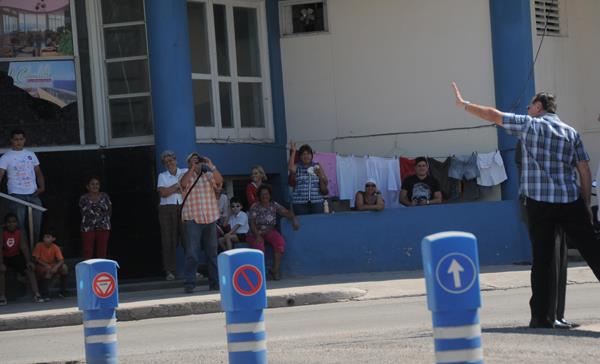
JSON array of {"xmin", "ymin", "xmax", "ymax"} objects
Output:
[
  {"xmin": 400, "ymin": 156, "xmax": 443, "ymax": 206},
  {"xmin": 180, "ymin": 152, "xmax": 223, "ymax": 293}
]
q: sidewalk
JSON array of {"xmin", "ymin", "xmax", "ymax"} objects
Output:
[{"xmin": 0, "ymin": 263, "xmax": 598, "ymax": 332}]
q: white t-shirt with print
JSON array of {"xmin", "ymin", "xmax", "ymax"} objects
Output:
[{"xmin": 0, "ymin": 149, "xmax": 40, "ymax": 194}]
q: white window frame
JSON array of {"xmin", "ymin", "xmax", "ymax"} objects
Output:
[
  {"xmin": 0, "ymin": 0, "xmax": 88, "ymax": 150},
  {"xmin": 279, "ymin": 0, "xmax": 329, "ymax": 37},
  {"xmin": 188, "ymin": 0, "xmax": 274, "ymax": 143},
  {"xmin": 88, "ymin": 0, "xmax": 154, "ymax": 147}
]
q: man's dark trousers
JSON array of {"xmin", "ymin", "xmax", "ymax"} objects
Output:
[
  {"xmin": 550, "ymin": 229, "xmax": 568, "ymax": 322},
  {"xmin": 526, "ymin": 197, "xmax": 600, "ymax": 322}
]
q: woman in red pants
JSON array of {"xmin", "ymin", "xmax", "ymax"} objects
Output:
[{"xmin": 79, "ymin": 177, "xmax": 112, "ymax": 259}]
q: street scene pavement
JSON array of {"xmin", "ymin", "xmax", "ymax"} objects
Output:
[
  {"xmin": 1, "ymin": 264, "xmax": 600, "ymax": 363},
  {"xmin": 0, "ymin": 263, "xmax": 598, "ymax": 332}
]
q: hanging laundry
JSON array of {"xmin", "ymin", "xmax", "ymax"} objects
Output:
[
  {"xmin": 476, "ymin": 151, "xmax": 507, "ymax": 187},
  {"xmin": 366, "ymin": 156, "xmax": 401, "ymax": 208},
  {"xmin": 427, "ymin": 157, "xmax": 453, "ymax": 200},
  {"xmin": 336, "ymin": 155, "xmax": 367, "ymax": 207},
  {"xmin": 313, "ymin": 152, "xmax": 339, "ymax": 197},
  {"xmin": 449, "ymin": 153, "xmax": 480, "ymax": 180},
  {"xmin": 400, "ymin": 157, "xmax": 416, "ymax": 181}
]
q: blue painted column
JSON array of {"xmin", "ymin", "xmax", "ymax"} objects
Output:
[
  {"xmin": 489, "ymin": 0, "xmax": 536, "ymax": 200},
  {"xmin": 265, "ymin": 0, "xmax": 291, "ymax": 203},
  {"xmin": 146, "ymin": 0, "xmax": 197, "ymax": 169}
]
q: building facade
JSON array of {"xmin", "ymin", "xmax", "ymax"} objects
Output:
[{"xmin": 0, "ymin": 0, "xmax": 597, "ymax": 278}]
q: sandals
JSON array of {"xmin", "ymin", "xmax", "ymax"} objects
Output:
[
  {"xmin": 272, "ymin": 271, "xmax": 281, "ymax": 281},
  {"xmin": 267, "ymin": 268, "xmax": 281, "ymax": 281},
  {"xmin": 33, "ymin": 294, "xmax": 45, "ymax": 303}
]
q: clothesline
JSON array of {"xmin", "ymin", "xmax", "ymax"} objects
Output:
[
  {"xmin": 313, "ymin": 149, "xmax": 513, "ymax": 161},
  {"xmin": 312, "ymin": 150, "xmax": 508, "ymax": 208}
]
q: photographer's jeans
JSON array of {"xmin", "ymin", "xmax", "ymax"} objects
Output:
[{"xmin": 184, "ymin": 220, "xmax": 219, "ymax": 289}]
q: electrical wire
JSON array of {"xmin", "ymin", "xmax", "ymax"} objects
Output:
[{"xmin": 507, "ymin": 3, "xmax": 550, "ymax": 112}]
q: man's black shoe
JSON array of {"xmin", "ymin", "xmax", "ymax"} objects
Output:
[
  {"xmin": 528, "ymin": 318, "xmax": 554, "ymax": 329},
  {"xmin": 557, "ymin": 319, "xmax": 579, "ymax": 329},
  {"xmin": 552, "ymin": 320, "xmax": 573, "ymax": 329}
]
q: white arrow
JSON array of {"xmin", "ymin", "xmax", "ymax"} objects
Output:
[{"xmin": 447, "ymin": 259, "xmax": 465, "ymax": 288}]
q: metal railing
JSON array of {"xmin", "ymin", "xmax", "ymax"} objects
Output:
[{"xmin": 0, "ymin": 192, "xmax": 47, "ymax": 249}]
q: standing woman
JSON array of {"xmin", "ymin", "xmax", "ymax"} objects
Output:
[
  {"xmin": 288, "ymin": 142, "xmax": 328, "ymax": 215},
  {"xmin": 246, "ymin": 165, "xmax": 267, "ymax": 207},
  {"xmin": 79, "ymin": 177, "xmax": 112, "ymax": 259},
  {"xmin": 157, "ymin": 150, "xmax": 187, "ymax": 281}
]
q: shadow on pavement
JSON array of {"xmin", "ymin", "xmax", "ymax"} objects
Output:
[{"xmin": 483, "ymin": 325, "xmax": 600, "ymax": 338}]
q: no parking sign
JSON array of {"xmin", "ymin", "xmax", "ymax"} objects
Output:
[
  {"xmin": 218, "ymin": 249, "xmax": 268, "ymax": 364},
  {"xmin": 232, "ymin": 264, "xmax": 263, "ymax": 297}
]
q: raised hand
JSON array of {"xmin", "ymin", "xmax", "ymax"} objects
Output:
[{"xmin": 452, "ymin": 82, "xmax": 466, "ymax": 108}]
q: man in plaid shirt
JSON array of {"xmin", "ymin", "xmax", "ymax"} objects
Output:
[
  {"xmin": 180, "ymin": 152, "xmax": 223, "ymax": 293},
  {"xmin": 452, "ymin": 83, "xmax": 600, "ymax": 329}
]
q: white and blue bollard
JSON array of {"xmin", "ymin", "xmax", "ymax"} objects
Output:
[
  {"xmin": 421, "ymin": 231, "xmax": 483, "ymax": 364},
  {"xmin": 218, "ymin": 249, "xmax": 268, "ymax": 364},
  {"xmin": 76, "ymin": 259, "xmax": 120, "ymax": 364}
]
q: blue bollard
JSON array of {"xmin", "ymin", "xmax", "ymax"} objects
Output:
[
  {"xmin": 218, "ymin": 249, "xmax": 268, "ymax": 364},
  {"xmin": 76, "ymin": 259, "xmax": 120, "ymax": 364},
  {"xmin": 421, "ymin": 231, "xmax": 483, "ymax": 364}
]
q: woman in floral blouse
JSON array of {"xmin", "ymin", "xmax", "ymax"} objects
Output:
[
  {"xmin": 79, "ymin": 177, "xmax": 112, "ymax": 259},
  {"xmin": 247, "ymin": 184, "xmax": 299, "ymax": 280}
]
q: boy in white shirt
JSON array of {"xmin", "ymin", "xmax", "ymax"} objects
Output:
[
  {"xmin": 218, "ymin": 197, "xmax": 249, "ymax": 251},
  {"xmin": 0, "ymin": 130, "xmax": 45, "ymax": 243}
]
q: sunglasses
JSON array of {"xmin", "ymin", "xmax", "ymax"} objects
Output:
[{"xmin": 365, "ymin": 184, "xmax": 376, "ymax": 187}]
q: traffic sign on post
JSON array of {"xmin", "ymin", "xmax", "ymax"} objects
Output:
[
  {"xmin": 76, "ymin": 259, "xmax": 120, "ymax": 364},
  {"xmin": 421, "ymin": 231, "xmax": 483, "ymax": 364},
  {"xmin": 218, "ymin": 249, "xmax": 268, "ymax": 364}
]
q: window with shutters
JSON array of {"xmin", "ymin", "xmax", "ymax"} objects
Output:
[
  {"xmin": 187, "ymin": 0, "xmax": 274, "ymax": 143},
  {"xmin": 534, "ymin": 0, "xmax": 563, "ymax": 37}
]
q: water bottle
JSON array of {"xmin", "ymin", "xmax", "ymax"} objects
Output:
[{"xmin": 323, "ymin": 200, "xmax": 330, "ymax": 214}]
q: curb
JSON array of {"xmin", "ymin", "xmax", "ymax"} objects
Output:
[{"xmin": 0, "ymin": 288, "xmax": 367, "ymax": 332}]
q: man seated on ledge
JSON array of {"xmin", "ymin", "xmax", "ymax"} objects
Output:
[
  {"xmin": 400, "ymin": 157, "xmax": 443, "ymax": 207},
  {"xmin": 354, "ymin": 178, "xmax": 385, "ymax": 211}
]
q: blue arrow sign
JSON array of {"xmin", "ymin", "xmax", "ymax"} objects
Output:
[{"xmin": 435, "ymin": 252, "xmax": 477, "ymax": 294}]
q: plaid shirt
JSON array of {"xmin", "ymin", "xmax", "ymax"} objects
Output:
[
  {"xmin": 181, "ymin": 171, "xmax": 220, "ymax": 224},
  {"xmin": 503, "ymin": 113, "xmax": 589, "ymax": 203}
]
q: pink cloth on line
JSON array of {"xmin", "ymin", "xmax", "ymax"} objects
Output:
[{"xmin": 313, "ymin": 152, "xmax": 339, "ymax": 197}]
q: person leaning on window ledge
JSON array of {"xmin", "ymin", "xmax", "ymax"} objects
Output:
[
  {"xmin": 354, "ymin": 178, "xmax": 385, "ymax": 211},
  {"xmin": 399, "ymin": 156, "xmax": 443, "ymax": 207}
]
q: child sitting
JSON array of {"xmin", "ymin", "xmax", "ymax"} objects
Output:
[
  {"xmin": 0, "ymin": 213, "xmax": 44, "ymax": 305},
  {"xmin": 218, "ymin": 197, "xmax": 249, "ymax": 251},
  {"xmin": 32, "ymin": 228, "xmax": 68, "ymax": 300}
]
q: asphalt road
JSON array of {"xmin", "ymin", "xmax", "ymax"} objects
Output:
[{"xmin": 2, "ymin": 283, "xmax": 600, "ymax": 363}]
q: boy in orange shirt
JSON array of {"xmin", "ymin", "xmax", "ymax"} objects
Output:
[{"xmin": 32, "ymin": 228, "xmax": 68, "ymax": 300}]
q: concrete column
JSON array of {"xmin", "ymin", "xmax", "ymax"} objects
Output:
[
  {"xmin": 489, "ymin": 0, "xmax": 536, "ymax": 200},
  {"xmin": 146, "ymin": 0, "xmax": 197, "ymax": 168}
]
